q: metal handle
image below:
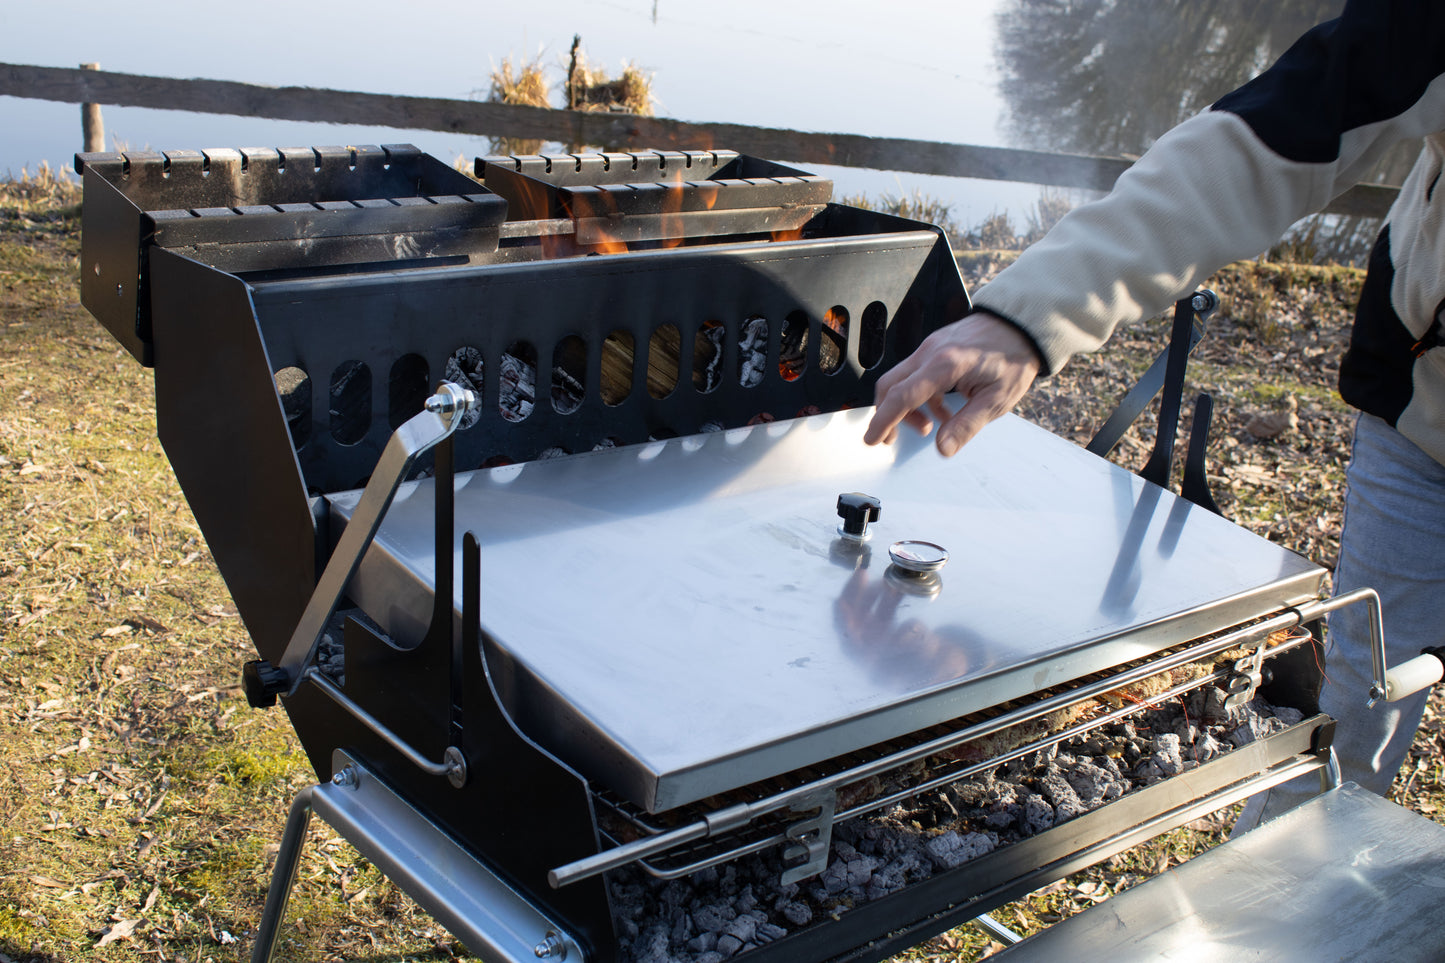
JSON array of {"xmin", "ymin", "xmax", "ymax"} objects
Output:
[{"xmin": 244, "ymin": 382, "xmax": 476, "ymax": 705}]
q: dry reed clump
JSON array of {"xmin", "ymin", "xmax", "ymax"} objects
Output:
[
  {"xmin": 487, "ymin": 55, "xmax": 551, "ymax": 156},
  {"xmin": 489, "ymin": 56, "xmax": 551, "ymax": 109},
  {"xmin": 0, "ymin": 163, "xmax": 81, "ymax": 210},
  {"xmin": 567, "ymin": 56, "xmax": 654, "ymax": 116},
  {"xmin": 484, "ymin": 40, "xmax": 655, "ymax": 158}
]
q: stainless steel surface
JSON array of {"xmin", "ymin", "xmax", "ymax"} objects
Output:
[
  {"xmin": 888, "ymin": 540, "xmax": 949, "ymax": 574},
  {"xmin": 253, "ymin": 750, "xmax": 582, "ymax": 963},
  {"xmin": 275, "ymin": 382, "xmax": 475, "ymax": 694},
  {"xmin": 331, "ymin": 405, "xmax": 1326, "ymax": 812},
  {"xmin": 990, "ymin": 782, "xmax": 1445, "ymax": 962},
  {"xmin": 973, "ymin": 914, "xmax": 1023, "ymax": 946}
]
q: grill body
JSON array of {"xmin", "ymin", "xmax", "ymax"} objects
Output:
[{"xmin": 75, "ymin": 145, "xmax": 1376, "ymax": 963}]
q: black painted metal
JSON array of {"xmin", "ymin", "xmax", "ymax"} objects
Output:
[
  {"xmin": 1087, "ymin": 295, "xmax": 1210, "ymax": 462},
  {"xmin": 253, "ymin": 216, "xmax": 961, "ymax": 494},
  {"xmin": 1181, "ymin": 393, "xmax": 1223, "ymax": 515},
  {"xmin": 477, "ymin": 149, "xmax": 832, "ymax": 222},
  {"xmin": 76, "ymin": 145, "xmax": 504, "ymax": 364}
]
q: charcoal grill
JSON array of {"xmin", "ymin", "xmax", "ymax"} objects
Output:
[{"xmin": 74, "ymin": 145, "xmax": 1443, "ymax": 963}]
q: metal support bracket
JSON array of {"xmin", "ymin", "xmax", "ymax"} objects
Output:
[
  {"xmin": 241, "ymin": 381, "xmax": 476, "ymax": 708},
  {"xmin": 251, "ymin": 751, "xmax": 581, "ymax": 963},
  {"xmin": 1222, "ymin": 639, "xmax": 1269, "ymax": 711},
  {"xmin": 1088, "ymin": 291, "xmax": 1216, "ymax": 461},
  {"xmin": 779, "ymin": 790, "xmax": 838, "ymax": 886}
]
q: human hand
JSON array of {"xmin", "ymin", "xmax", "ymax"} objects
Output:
[{"xmin": 863, "ymin": 311, "xmax": 1042, "ymax": 456}]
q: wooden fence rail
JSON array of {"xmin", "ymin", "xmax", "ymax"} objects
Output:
[{"xmin": 0, "ymin": 61, "xmax": 1397, "ymax": 219}]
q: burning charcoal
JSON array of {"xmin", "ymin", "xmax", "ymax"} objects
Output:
[
  {"xmin": 1202, "ymin": 686, "xmax": 1232, "ymax": 723},
  {"xmin": 715, "ymin": 934, "xmax": 744, "ymax": 958},
  {"xmin": 924, "ymin": 830, "xmax": 996, "ymax": 870},
  {"xmin": 1150, "ymin": 733, "xmax": 1186, "ymax": 777},
  {"xmin": 694, "ymin": 323, "xmax": 725, "ymax": 393},
  {"xmin": 631, "ymin": 928, "xmax": 673, "ymax": 963},
  {"xmin": 551, "ymin": 364, "xmax": 585, "ymax": 414},
  {"xmin": 687, "ymin": 932, "xmax": 718, "ymax": 954},
  {"xmin": 844, "ymin": 854, "xmax": 878, "ymax": 890},
  {"xmin": 756, "ymin": 921, "xmax": 787, "ymax": 943},
  {"xmin": 735, "ymin": 884, "xmax": 759, "ymax": 914},
  {"xmin": 1019, "ymin": 790, "xmax": 1056, "ymax": 835},
  {"xmin": 690, "ymin": 902, "xmax": 735, "ymax": 934},
  {"xmin": 1267, "ymin": 702, "xmax": 1305, "ymax": 727},
  {"xmin": 777, "ymin": 900, "xmax": 812, "ymax": 927},
  {"xmin": 443, "ymin": 347, "xmax": 485, "ymax": 429},
  {"xmin": 1195, "ymin": 731, "xmax": 1225, "ymax": 763},
  {"xmin": 817, "ymin": 860, "xmax": 849, "ymax": 896},
  {"xmin": 498, "ymin": 351, "xmax": 536, "ymax": 422},
  {"xmin": 723, "ymin": 914, "xmax": 760, "ymax": 944},
  {"xmin": 1063, "ymin": 760, "xmax": 1126, "ymax": 809},
  {"xmin": 738, "ymin": 317, "xmax": 768, "ymax": 388},
  {"xmin": 1038, "ymin": 771, "xmax": 1087, "ymax": 822}
]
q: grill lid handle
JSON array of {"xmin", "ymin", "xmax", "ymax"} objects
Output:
[
  {"xmin": 243, "ymin": 382, "xmax": 477, "ymax": 709},
  {"xmin": 836, "ymin": 492, "xmax": 882, "ymax": 542}
]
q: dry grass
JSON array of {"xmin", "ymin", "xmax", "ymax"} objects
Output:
[
  {"xmin": 0, "ymin": 177, "xmax": 1440, "ymax": 963},
  {"xmin": 484, "ymin": 40, "xmax": 656, "ymax": 159}
]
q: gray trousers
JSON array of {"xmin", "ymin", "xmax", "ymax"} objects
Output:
[{"xmin": 1238, "ymin": 412, "xmax": 1445, "ymax": 829}]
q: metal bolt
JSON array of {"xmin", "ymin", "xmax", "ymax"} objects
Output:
[
  {"xmin": 331, "ymin": 766, "xmax": 358, "ymax": 789},
  {"xmin": 424, "ymin": 382, "xmax": 476, "ymax": 416},
  {"xmin": 534, "ymin": 932, "xmax": 567, "ymax": 960}
]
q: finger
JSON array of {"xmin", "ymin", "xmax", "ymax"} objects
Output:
[
  {"xmin": 935, "ymin": 386, "xmax": 1014, "ymax": 456},
  {"xmin": 865, "ymin": 371, "xmax": 935, "ymax": 444}
]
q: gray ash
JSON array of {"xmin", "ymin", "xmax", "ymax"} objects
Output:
[{"xmin": 608, "ymin": 695, "xmax": 1303, "ymax": 963}]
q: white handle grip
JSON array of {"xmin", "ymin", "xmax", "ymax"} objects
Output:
[{"xmin": 1384, "ymin": 653, "xmax": 1445, "ymax": 702}]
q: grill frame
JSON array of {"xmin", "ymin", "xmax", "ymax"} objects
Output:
[{"xmin": 73, "ymin": 144, "xmax": 1380, "ymax": 963}]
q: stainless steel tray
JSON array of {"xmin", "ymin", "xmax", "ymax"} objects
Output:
[
  {"xmin": 989, "ymin": 781, "xmax": 1445, "ymax": 962},
  {"xmin": 330, "ymin": 406, "xmax": 1325, "ymax": 812}
]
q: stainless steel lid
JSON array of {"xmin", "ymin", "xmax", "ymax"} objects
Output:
[{"xmin": 331, "ymin": 405, "xmax": 1325, "ymax": 813}]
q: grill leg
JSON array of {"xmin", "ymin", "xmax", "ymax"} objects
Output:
[
  {"xmin": 973, "ymin": 912, "xmax": 1023, "ymax": 946},
  {"xmin": 251, "ymin": 784, "xmax": 318, "ymax": 963}
]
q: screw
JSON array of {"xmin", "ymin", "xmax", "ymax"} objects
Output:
[
  {"xmin": 331, "ymin": 766, "xmax": 358, "ymax": 789},
  {"xmin": 425, "ymin": 382, "xmax": 476, "ymax": 417},
  {"xmin": 534, "ymin": 932, "xmax": 567, "ymax": 960}
]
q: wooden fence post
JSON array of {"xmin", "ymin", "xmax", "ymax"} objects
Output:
[{"xmin": 80, "ymin": 63, "xmax": 104, "ymax": 153}]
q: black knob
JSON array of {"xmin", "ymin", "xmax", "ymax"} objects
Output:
[
  {"xmin": 242, "ymin": 660, "xmax": 290, "ymax": 709},
  {"xmin": 837, "ymin": 492, "xmax": 882, "ymax": 540}
]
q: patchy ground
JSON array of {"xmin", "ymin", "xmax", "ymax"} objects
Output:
[{"xmin": 1, "ymin": 182, "xmax": 1440, "ymax": 963}]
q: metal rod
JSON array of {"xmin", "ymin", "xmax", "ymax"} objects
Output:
[
  {"xmin": 1321, "ymin": 746, "xmax": 1343, "ymax": 793},
  {"xmin": 973, "ymin": 913, "xmax": 1024, "ymax": 945},
  {"xmin": 551, "ymin": 613, "xmax": 1318, "ymax": 888},
  {"xmin": 250, "ymin": 785, "xmax": 317, "ymax": 963},
  {"xmin": 622, "ymin": 636, "xmax": 1320, "ymax": 882},
  {"xmin": 304, "ymin": 669, "xmax": 464, "ymax": 783}
]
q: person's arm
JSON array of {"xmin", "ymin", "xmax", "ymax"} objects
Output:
[{"xmin": 867, "ymin": 0, "xmax": 1445, "ymax": 454}]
